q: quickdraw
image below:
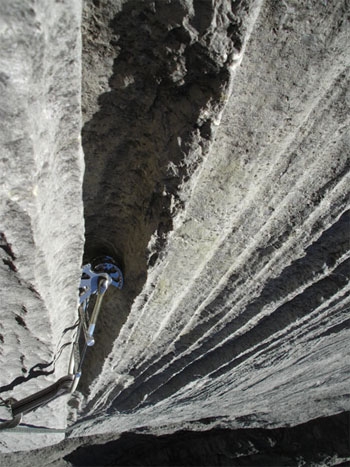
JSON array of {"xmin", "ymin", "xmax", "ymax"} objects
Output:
[{"xmin": 0, "ymin": 255, "xmax": 123, "ymax": 430}]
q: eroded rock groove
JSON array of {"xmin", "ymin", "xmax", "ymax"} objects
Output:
[{"xmin": 81, "ymin": 0, "xmax": 249, "ymax": 394}]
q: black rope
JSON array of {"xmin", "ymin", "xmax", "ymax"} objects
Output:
[{"xmin": 0, "ymin": 396, "xmax": 10, "ymax": 407}]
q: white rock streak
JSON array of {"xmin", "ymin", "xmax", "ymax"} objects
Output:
[{"xmin": 79, "ymin": 0, "xmax": 349, "ymax": 439}]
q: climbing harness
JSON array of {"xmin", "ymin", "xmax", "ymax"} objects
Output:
[{"xmin": 0, "ymin": 255, "xmax": 123, "ymax": 430}]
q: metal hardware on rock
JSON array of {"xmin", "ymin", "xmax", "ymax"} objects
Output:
[{"xmin": 0, "ymin": 256, "xmax": 123, "ymax": 430}]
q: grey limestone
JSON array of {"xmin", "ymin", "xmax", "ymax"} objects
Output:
[{"xmin": 0, "ymin": 0, "xmax": 349, "ymax": 463}]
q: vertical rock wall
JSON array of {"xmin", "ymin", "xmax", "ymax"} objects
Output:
[
  {"xmin": 0, "ymin": 0, "xmax": 349, "ymax": 462},
  {"xmin": 76, "ymin": 0, "xmax": 350, "ymax": 441},
  {"xmin": 0, "ymin": 0, "xmax": 84, "ymax": 452},
  {"xmin": 80, "ymin": 0, "xmax": 262, "ymax": 395}
]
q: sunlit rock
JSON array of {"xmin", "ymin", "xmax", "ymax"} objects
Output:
[
  {"xmin": 0, "ymin": 0, "xmax": 349, "ymax": 463},
  {"xmin": 0, "ymin": 0, "xmax": 84, "ymax": 452}
]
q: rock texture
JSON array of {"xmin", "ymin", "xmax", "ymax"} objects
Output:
[
  {"xmin": 78, "ymin": 0, "xmax": 350, "ymax": 436},
  {"xmin": 80, "ymin": 0, "xmax": 258, "ymax": 396},
  {"xmin": 65, "ymin": 412, "xmax": 350, "ymax": 466},
  {"xmin": 0, "ymin": 412, "xmax": 349, "ymax": 466},
  {"xmin": 0, "ymin": 0, "xmax": 84, "ymax": 453},
  {"xmin": 0, "ymin": 0, "xmax": 349, "ymax": 464}
]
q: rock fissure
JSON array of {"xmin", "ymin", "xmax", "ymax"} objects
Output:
[
  {"xmin": 0, "ymin": 0, "xmax": 349, "ymax": 461},
  {"xmin": 80, "ymin": 0, "xmax": 251, "ymax": 396},
  {"xmin": 76, "ymin": 0, "xmax": 350, "ymax": 442}
]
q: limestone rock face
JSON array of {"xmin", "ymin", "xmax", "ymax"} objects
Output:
[
  {"xmin": 0, "ymin": 0, "xmax": 349, "ymax": 463},
  {"xmin": 77, "ymin": 0, "xmax": 350, "ymax": 439},
  {"xmin": 0, "ymin": 0, "xmax": 84, "ymax": 452}
]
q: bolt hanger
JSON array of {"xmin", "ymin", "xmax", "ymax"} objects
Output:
[{"xmin": 0, "ymin": 256, "xmax": 123, "ymax": 430}]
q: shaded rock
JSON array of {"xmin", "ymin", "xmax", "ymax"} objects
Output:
[
  {"xmin": 65, "ymin": 411, "xmax": 350, "ymax": 466},
  {"xmin": 0, "ymin": 411, "xmax": 348, "ymax": 466},
  {"xmin": 80, "ymin": 0, "xmax": 261, "ymax": 402}
]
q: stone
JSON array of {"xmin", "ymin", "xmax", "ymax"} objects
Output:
[
  {"xmin": 0, "ymin": 0, "xmax": 84, "ymax": 453},
  {"xmin": 0, "ymin": 0, "xmax": 349, "ymax": 464},
  {"xmin": 79, "ymin": 0, "xmax": 350, "ymax": 434}
]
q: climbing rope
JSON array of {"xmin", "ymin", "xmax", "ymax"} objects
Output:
[{"xmin": 0, "ymin": 256, "xmax": 123, "ymax": 432}]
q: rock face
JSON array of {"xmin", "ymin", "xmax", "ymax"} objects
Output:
[
  {"xmin": 64, "ymin": 412, "xmax": 350, "ymax": 466},
  {"xmin": 0, "ymin": 0, "xmax": 349, "ymax": 464},
  {"xmin": 0, "ymin": 0, "xmax": 84, "ymax": 453},
  {"xmin": 78, "ymin": 0, "xmax": 350, "ymax": 434}
]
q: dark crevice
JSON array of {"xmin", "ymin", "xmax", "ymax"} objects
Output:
[
  {"xmin": 0, "ymin": 232, "xmax": 17, "ymax": 273},
  {"xmin": 80, "ymin": 0, "xmax": 240, "ymax": 396},
  {"xmin": 0, "ymin": 233, "xmax": 16, "ymax": 261},
  {"xmin": 317, "ymin": 316, "xmax": 350, "ymax": 339},
  {"xmin": 0, "ymin": 340, "xmax": 73, "ymax": 394},
  {"xmin": 20, "ymin": 355, "xmax": 27, "ymax": 374},
  {"xmin": 65, "ymin": 412, "xmax": 350, "ymax": 467},
  {"xmin": 2, "ymin": 259, "xmax": 17, "ymax": 273},
  {"xmin": 28, "ymin": 285, "xmax": 41, "ymax": 298},
  {"xmin": 15, "ymin": 315, "xmax": 27, "ymax": 329}
]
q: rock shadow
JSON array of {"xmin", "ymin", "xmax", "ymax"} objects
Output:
[
  {"xmin": 65, "ymin": 412, "xmax": 350, "ymax": 467},
  {"xmin": 80, "ymin": 0, "xmax": 240, "ymax": 394}
]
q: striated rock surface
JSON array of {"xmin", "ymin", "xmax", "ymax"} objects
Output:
[
  {"xmin": 0, "ymin": 0, "xmax": 84, "ymax": 453},
  {"xmin": 77, "ymin": 0, "xmax": 350, "ymax": 437},
  {"xmin": 0, "ymin": 0, "xmax": 349, "ymax": 464}
]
